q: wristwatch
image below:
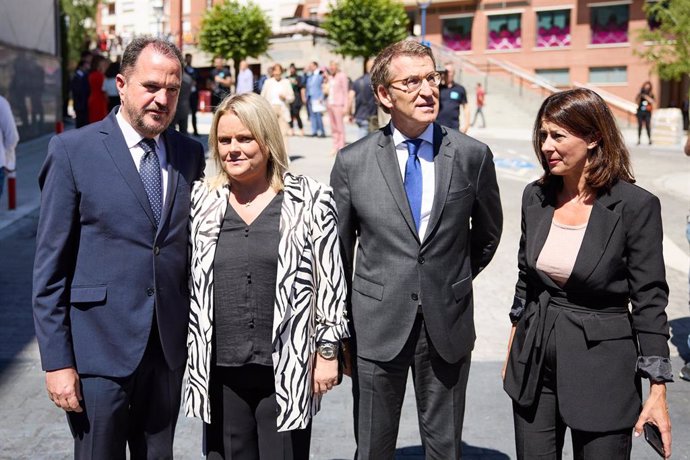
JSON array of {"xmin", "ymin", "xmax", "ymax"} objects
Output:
[{"xmin": 316, "ymin": 341, "xmax": 339, "ymax": 360}]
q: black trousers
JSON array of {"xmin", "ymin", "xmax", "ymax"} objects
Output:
[
  {"xmin": 512, "ymin": 329, "xmax": 633, "ymax": 459},
  {"xmin": 637, "ymin": 110, "xmax": 652, "ymax": 142},
  {"xmin": 205, "ymin": 364, "xmax": 311, "ymax": 460},
  {"xmin": 67, "ymin": 323, "xmax": 184, "ymax": 460},
  {"xmin": 352, "ymin": 313, "xmax": 471, "ymax": 460}
]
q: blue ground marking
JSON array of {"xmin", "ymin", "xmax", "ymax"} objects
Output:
[{"xmin": 493, "ymin": 157, "xmax": 536, "ymax": 170}]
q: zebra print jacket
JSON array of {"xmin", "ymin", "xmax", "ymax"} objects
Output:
[{"xmin": 183, "ymin": 172, "xmax": 350, "ymax": 431}]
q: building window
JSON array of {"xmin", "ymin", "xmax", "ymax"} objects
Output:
[
  {"xmin": 488, "ymin": 14, "xmax": 522, "ymax": 50},
  {"xmin": 590, "ymin": 4, "xmax": 629, "ymax": 45},
  {"xmin": 442, "ymin": 16, "xmax": 473, "ymax": 51},
  {"xmin": 536, "ymin": 10, "xmax": 570, "ymax": 48},
  {"xmin": 535, "ymin": 68, "xmax": 570, "ymax": 86},
  {"xmin": 589, "ymin": 66, "xmax": 627, "ymax": 84}
]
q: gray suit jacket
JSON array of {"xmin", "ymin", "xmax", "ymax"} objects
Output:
[{"xmin": 330, "ymin": 123, "xmax": 502, "ymax": 363}]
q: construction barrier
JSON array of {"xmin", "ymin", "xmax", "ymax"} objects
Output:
[
  {"xmin": 651, "ymin": 108, "xmax": 683, "ymax": 146},
  {"xmin": 198, "ymin": 90, "xmax": 212, "ymax": 113}
]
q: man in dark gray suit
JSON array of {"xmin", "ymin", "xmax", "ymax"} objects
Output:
[{"xmin": 330, "ymin": 40, "xmax": 502, "ymax": 459}]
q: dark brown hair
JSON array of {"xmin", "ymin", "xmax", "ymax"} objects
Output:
[
  {"xmin": 533, "ymin": 88, "xmax": 634, "ymax": 191},
  {"xmin": 370, "ymin": 40, "xmax": 436, "ymax": 113},
  {"xmin": 120, "ymin": 36, "xmax": 183, "ymax": 78}
]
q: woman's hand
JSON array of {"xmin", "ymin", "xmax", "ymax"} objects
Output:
[
  {"xmin": 312, "ymin": 354, "xmax": 339, "ymax": 396},
  {"xmin": 634, "ymin": 382, "xmax": 671, "ymax": 458}
]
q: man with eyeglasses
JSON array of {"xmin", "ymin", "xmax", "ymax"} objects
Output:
[{"xmin": 331, "ymin": 39, "xmax": 503, "ymax": 459}]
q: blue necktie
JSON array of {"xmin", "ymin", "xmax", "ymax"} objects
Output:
[
  {"xmin": 139, "ymin": 138, "xmax": 163, "ymax": 226},
  {"xmin": 404, "ymin": 139, "xmax": 423, "ymax": 232}
]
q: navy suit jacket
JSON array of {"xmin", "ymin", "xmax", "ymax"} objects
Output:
[{"xmin": 32, "ymin": 109, "xmax": 205, "ymax": 377}]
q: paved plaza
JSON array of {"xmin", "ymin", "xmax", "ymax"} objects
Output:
[{"xmin": 1, "ymin": 106, "xmax": 688, "ymax": 459}]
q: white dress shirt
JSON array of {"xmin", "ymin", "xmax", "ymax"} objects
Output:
[
  {"xmin": 0, "ymin": 95, "xmax": 19, "ymax": 170},
  {"xmin": 392, "ymin": 123, "xmax": 435, "ymax": 240},
  {"xmin": 116, "ymin": 110, "xmax": 169, "ymax": 204}
]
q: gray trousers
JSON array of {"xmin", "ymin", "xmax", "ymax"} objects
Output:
[{"xmin": 352, "ymin": 313, "xmax": 472, "ymax": 459}]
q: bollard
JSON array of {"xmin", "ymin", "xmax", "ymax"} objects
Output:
[
  {"xmin": 56, "ymin": 120, "xmax": 64, "ymax": 134},
  {"xmin": 7, "ymin": 171, "xmax": 16, "ymax": 210}
]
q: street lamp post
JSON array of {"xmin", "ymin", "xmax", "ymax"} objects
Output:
[{"xmin": 416, "ymin": 0, "xmax": 432, "ymax": 47}]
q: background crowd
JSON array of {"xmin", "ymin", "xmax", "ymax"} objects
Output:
[{"xmin": 67, "ymin": 51, "xmax": 488, "ymax": 153}]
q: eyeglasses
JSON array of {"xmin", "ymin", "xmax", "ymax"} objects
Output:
[{"xmin": 387, "ymin": 71, "xmax": 442, "ymax": 93}]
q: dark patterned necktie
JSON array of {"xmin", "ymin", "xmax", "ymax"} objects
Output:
[
  {"xmin": 139, "ymin": 138, "xmax": 162, "ymax": 225},
  {"xmin": 404, "ymin": 139, "xmax": 423, "ymax": 232}
]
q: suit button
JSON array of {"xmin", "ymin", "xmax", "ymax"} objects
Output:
[
  {"xmin": 411, "ymin": 293, "xmax": 418, "ymax": 301},
  {"xmin": 153, "ymin": 246, "xmax": 160, "ymax": 255},
  {"xmin": 147, "ymin": 288, "xmax": 155, "ymax": 296},
  {"xmin": 417, "ymin": 256, "xmax": 424, "ymax": 264}
]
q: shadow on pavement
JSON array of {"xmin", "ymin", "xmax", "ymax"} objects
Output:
[
  {"xmin": 0, "ymin": 211, "xmax": 39, "ymax": 379},
  {"xmin": 669, "ymin": 317, "xmax": 690, "ymax": 362},
  {"xmin": 394, "ymin": 443, "xmax": 510, "ymax": 459}
]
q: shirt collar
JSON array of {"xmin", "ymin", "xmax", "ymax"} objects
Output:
[
  {"xmin": 391, "ymin": 122, "xmax": 434, "ymax": 149},
  {"xmin": 116, "ymin": 108, "xmax": 161, "ymax": 150}
]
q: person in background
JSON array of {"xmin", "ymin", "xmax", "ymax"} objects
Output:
[
  {"xmin": 87, "ymin": 55, "xmax": 109, "ymax": 123},
  {"xmin": 174, "ymin": 68, "xmax": 193, "ymax": 135},
  {"xmin": 348, "ymin": 58, "xmax": 378, "ymax": 140},
  {"xmin": 211, "ymin": 57, "xmax": 233, "ymax": 110},
  {"xmin": 184, "ymin": 92, "xmax": 349, "ymax": 459},
  {"xmin": 235, "ymin": 60, "xmax": 254, "ymax": 95},
  {"xmin": 636, "ymin": 81, "xmax": 655, "ymax": 145},
  {"xmin": 287, "ymin": 63, "xmax": 305, "ymax": 136},
  {"xmin": 330, "ymin": 39, "xmax": 503, "ymax": 459},
  {"xmin": 184, "ymin": 53, "xmax": 200, "ymax": 136},
  {"xmin": 436, "ymin": 62, "xmax": 470, "ymax": 133},
  {"xmin": 304, "ymin": 61, "xmax": 326, "ymax": 138},
  {"xmin": 471, "ymin": 82, "xmax": 486, "ymax": 128},
  {"xmin": 104, "ymin": 58, "xmax": 121, "ymax": 112},
  {"xmin": 503, "ymin": 88, "xmax": 672, "ymax": 459},
  {"xmin": 260, "ymin": 63, "xmax": 294, "ymax": 141},
  {"xmin": 326, "ymin": 60, "xmax": 349, "ymax": 154},
  {"xmin": 0, "ymin": 94, "xmax": 19, "ymax": 200},
  {"xmin": 70, "ymin": 59, "xmax": 91, "ymax": 128},
  {"xmin": 32, "ymin": 37, "xmax": 205, "ymax": 458}
]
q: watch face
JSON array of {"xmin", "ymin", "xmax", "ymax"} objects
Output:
[{"xmin": 319, "ymin": 344, "xmax": 337, "ymax": 359}]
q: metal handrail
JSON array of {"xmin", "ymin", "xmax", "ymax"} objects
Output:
[
  {"xmin": 572, "ymin": 81, "xmax": 637, "ymax": 115},
  {"xmin": 486, "ymin": 58, "xmax": 560, "ymax": 93}
]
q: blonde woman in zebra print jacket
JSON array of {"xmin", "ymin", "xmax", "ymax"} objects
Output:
[{"xmin": 184, "ymin": 93, "xmax": 349, "ymax": 458}]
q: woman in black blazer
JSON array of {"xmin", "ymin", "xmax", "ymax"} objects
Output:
[{"xmin": 503, "ymin": 88, "xmax": 672, "ymax": 459}]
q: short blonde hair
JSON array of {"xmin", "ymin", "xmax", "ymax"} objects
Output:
[{"xmin": 208, "ymin": 92, "xmax": 288, "ymax": 190}]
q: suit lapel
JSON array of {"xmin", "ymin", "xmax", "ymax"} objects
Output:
[
  {"xmin": 568, "ymin": 190, "xmax": 621, "ymax": 285},
  {"xmin": 159, "ymin": 130, "xmax": 180, "ymax": 234},
  {"xmin": 101, "ymin": 115, "xmax": 158, "ymax": 227},
  {"xmin": 375, "ymin": 126, "xmax": 418, "ymax": 240},
  {"xmin": 422, "ymin": 124, "xmax": 451, "ymax": 246},
  {"xmin": 525, "ymin": 189, "xmax": 555, "ymax": 270},
  {"xmin": 273, "ymin": 173, "xmax": 308, "ymax": 341}
]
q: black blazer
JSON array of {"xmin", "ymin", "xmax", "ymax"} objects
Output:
[
  {"xmin": 331, "ymin": 123, "xmax": 503, "ymax": 363},
  {"xmin": 503, "ymin": 179, "xmax": 670, "ymax": 432}
]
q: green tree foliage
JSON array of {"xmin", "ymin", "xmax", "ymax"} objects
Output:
[
  {"xmin": 60, "ymin": 0, "xmax": 98, "ymax": 65},
  {"xmin": 59, "ymin": 0, "xmax": 97, "ymax": 118},
  {"xmin": 199, "ymin": 0, "xmax": 271, "ymax": 79},
  {"xmin": 637, "ymin": 0, "xmax": 690, "ymax": 81},
  {"xmin": 322, "ymin": 0, "xmax": 409, "ymax": 68}
]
